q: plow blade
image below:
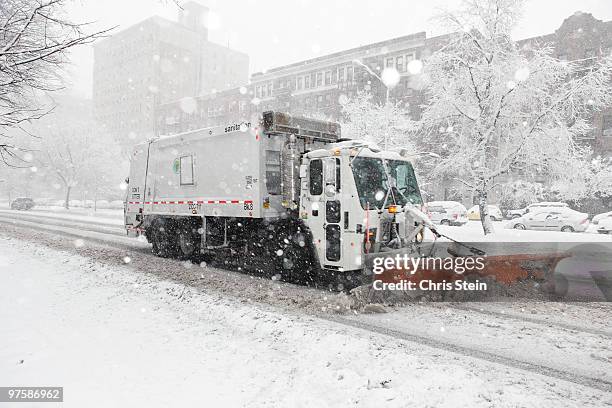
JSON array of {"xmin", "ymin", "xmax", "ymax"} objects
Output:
[{"xmin": 376, "ymin": 252, "xmax": 570, "ymax": 286}]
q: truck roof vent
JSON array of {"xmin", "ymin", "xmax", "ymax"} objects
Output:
[{"xmin": 262, "ymin": 111, "xmax": 341, "ymax": 142}]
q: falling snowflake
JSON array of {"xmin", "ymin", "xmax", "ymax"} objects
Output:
[
  {"xmin": 381, "ymin": 67, "xmax": 401, "ymax": 88},
  {"xmin": 74, "ymin": 239, "xmax": 84, "ymax": 248},
  {"xmin": 514, "ymin": 67, "xmax": 530, "ymax": 82},
  {"xmin": 239, "ymin": 86, "xmax": 248, "ymax": 95},
  {"xmin": 123, "ymin": 256, "xmax": 131, "ymax": 264},
  {"xmin": 179, "ymin": 97, "xmax": 197, "ymax": 114},
  {"xmin": 407, "ymin": 59, "xmax": 423, "ymax": 75}
]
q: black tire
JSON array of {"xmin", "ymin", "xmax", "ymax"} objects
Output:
[
  {"xmin": 150, "ymin": 219, "xmax": 177, "ymax": 258},
  {"xmin": 513, "ymin": 223, "xmax": 526, "ymax": 230},
  {"xmin": 176, "ymin": 222, "xmax": 201, "ymax": 259},
  {"xmin": 440, "ymin": 219, "xmax": 451, "ymax": 226},
  {"xmin": 561, "ymin": 226, "xmax": 574, "ymax": 233},
  {"xmin": 271, "ymin": 223, "xmax": 316, "ymax": 285},
  {"xmin": 511, "ymin": 214, "xmax": 521, "ymax": 219}
]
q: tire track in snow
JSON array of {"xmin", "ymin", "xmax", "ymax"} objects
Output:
[{"xmin": 326, "ymin": 315, "xmax": 612, "ymax": 393}]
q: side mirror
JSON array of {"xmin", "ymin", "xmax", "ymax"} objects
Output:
[{"xmin": 299, "ymin": 164, "xmax": 307, "ymax": 179}]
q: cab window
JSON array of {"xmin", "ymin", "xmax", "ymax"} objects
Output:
[{"xmin": 310, "ymin": 160, "xmax": 323, "ymax": 195}]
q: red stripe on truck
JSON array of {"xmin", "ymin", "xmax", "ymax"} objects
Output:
[{"xmin": 127, "ymin": 200, "xmax": 251, "ymax": 205}]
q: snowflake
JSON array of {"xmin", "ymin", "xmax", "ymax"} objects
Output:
[{"xmin": 514, "ymin": 67, "xmax": 530, "ymax": 82}]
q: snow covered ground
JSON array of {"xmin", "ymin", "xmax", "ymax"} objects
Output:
[{"xmin": 1, "ymin": 235, "xmax": 610, "ymax": 407}]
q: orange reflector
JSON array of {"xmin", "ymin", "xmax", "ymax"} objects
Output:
[
  {"xmin": 333, "ymin": 148, "xmax": 341, "ymax": 156},
  {"xmin": 263, "ymin": 202, "xmax": 270, "ymax": 209},
  {"xmin": 388, "ymin": 205, "xmax": 398, "ymax": 214}
]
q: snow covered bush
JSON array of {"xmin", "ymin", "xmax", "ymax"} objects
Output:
[{"xmin": 340, "ymin": 91, "xmax": 417, "ymax": 152}]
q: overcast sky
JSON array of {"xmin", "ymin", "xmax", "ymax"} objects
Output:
[{"xmin": 64, "ymin": 0, "xmax": 612, "ymax": 98}]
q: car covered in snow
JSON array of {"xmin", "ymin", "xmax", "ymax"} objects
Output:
[
  {"xmin": 467, "ymin": 205, "xmax": 503, "ymax": 221},
  {"xmin": 592, "ymin": 210, "xmax": 612, "ymax": 225},
  {"xmin": 506, "ymin": 208, "xmax": 589, "ymax": 232},
  {"xmin": 596, "ymin": 217, "xmax": 612, "ymax": 234},
  {"xmin": 425, "ymin": 201, "xmax": 468, "ymax": 226},
  {"xmin": 507, "ymin": 202, "xmax": 569, "ymax": 219},
  {"xmin": 10, "ymin": 197, "xmax": 35, "ymax": 210}
]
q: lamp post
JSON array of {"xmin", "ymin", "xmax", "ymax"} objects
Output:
[{"xmin": 352, "ymin": 59, "xmax": 398, "ymax": 104}]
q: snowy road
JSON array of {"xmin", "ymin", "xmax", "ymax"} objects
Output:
[
  {"xmin": 0, "ymin": 215, "xmax": 611, "ymax": 406},
  {"xmin": 1, "ymin": 234, "xmax": 611, "ymax": 407}
]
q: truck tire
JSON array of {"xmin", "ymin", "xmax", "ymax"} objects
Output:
[
  {"xmin": 150, "ymin": 219, "xmax": 177, "ymax": 258},
  {"xmin": 176, "ymin": 222, "xmax": 201, "ymax": 259}
]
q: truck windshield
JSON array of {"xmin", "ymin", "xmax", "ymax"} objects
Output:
[{"xmin": 351, "ymin": 157, "xmax": 422, "ymax": 209}]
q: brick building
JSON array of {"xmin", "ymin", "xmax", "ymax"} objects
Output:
[
  {"xmin": 93, "ymin": 1, "xmax": 249, "ymax": 149},
  {"xmin": 158, "ymin": 11, "xmax": 612, "ymax": 157}
]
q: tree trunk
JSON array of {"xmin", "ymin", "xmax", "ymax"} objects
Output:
[
  {"xmin": 478, "ymin": 188, "xmax": 494, "ymax": 235},
  {"xmin": 64, "ymin": 186, "xmax": 72, "ymax": 210}
]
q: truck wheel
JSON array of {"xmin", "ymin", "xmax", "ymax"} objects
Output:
[
  {"xmin": 561, "ymin": 226, "xmax": 574, "ymax": 233},
  {"xmin": 150, "ymin": 220, "xmax": 177, "ymax": 258},
  {"xmin": 440, "ymin": 219, "xmax": 451, "ymax": 226},
  {"xmin": 177, "ymin": 226, "xmax": 200, "ymax": 259}
]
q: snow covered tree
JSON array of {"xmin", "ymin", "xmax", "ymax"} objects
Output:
[
  {"xmin": 420, "ymin": 0, "xmax": 612, "ymax": 234},
  {"xmin": 0, "ymin": 0, "xmax": 111, "ymax": 162},
  {"xmin": 341, "ymin": 91, "xmax": 417, "ymax": 152}
]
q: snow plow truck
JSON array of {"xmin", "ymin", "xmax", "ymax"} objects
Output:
[{"xmin": 124, "ymin": 111, "xmax": 431, "ymax": 284}]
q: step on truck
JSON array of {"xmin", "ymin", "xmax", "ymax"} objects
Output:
[{"xmin": 124, "ymin": 111, "xmax": 427, "ymax": 284}]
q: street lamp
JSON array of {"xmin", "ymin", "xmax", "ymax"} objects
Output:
[
  {"xmin": 352, "ymin": 59, "xmax": 400, "ymax": 104},
  {"xmin": 399, "ymin": 150, "xmax": 441, "ymax": 159}
]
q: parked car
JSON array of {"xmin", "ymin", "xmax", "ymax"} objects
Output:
[
  {"xmin": 506, "ymin": 208, "xmax": 589, "ymax": 232},
  {"xmin": 425, "ymin": 201, "xmax": 468, "ymax": 226},
  {"xmin": 467, "ymin": 205, "xmax": 503, "ymax": 221},
  {"xmin": 592, "ymin": 210, "xmax": 612, "ymax": 225},
  {"xmin": 10, "ymin": 197, "xmax": 35, "ymax": 210},
  {"xmin": 507, "ymin": 202, "xmax": 569, "ymax": 219},
  {"xmin": 596, "ymin": 217, "xmax": 612, "ymax": 234}
]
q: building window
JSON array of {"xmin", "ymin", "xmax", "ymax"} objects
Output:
[
  {"xmin": 267, "ymin": 83, "xmax": 272, "ymax": 96},
  {"xmin": 396, "ymin": 56, "xmax": 405, "ymax": 72},
  {"xmin": 386, "ymin": 57, "xmax": 394, "ymax": 68},
  {"xmin": 332, "ymin": 69, "xmax": 337, "ymax": 84},
  {"xmin": 603, "ymin": 114, "xmax": 612, "ymax": 137},
  {"xmin": 346, "ymin": 66, "xmax": 353, "ymax": 82},
  {"xmin": 406, "ymin": 52, "xmax": 415, "ymax": 62},
  {"xmin": 297, "ymin": 77, "xmax": 303, "ymax": 90},
  {"xmin": 325, "ymin": 71, "xmax": 331, "ymax": 85},
  {"xmin": 338, "ymin": 67, "xmax": 345, "ymax": 82},
  {"xmin": 305, "ymin": 75, "xmax": 311, "ymax": 88},
  {"xmin": 316, "ymin": 72, "xmax": 323, "ymax": 87}
]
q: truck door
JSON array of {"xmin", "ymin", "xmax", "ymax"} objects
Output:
[
  {"xmin": 125, "ymin": 142, "xmax": 151, "ymax": 226},
  {"xmin": 323, "ymin": 157, "xmax": 342, "ymax": 265}
]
